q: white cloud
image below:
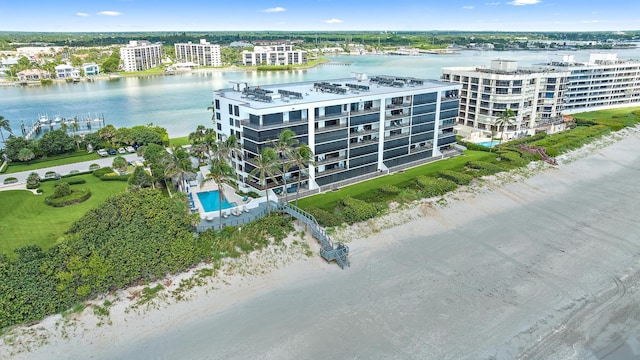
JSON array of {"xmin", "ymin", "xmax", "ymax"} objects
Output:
[
  {"xmin": 263, "ymin": 7, "xmax": 286, "ymax": 13},
  {"xmin": 508, "ymin": 0, "xmax": 540, "ymax": 5},
  {"xmin": 485, "ymin": 2, "xmax": 500, "ymax": 5},
  {"xmin": 98, "ymin": 11, "xmax": 122, "ymax": 16},
  {"xmin": 463, "ymin": 5, "xmax": 475, "ymax": 9},
  {"xmin": 324, "ymin": 18, "xmax": 343, "ymax": 24},
  {"xmin": 76, "ymin": 12, "xmax": 89, "ymax": 17}
]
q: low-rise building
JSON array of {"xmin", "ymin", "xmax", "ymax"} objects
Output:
[
  {"xmin": 82, "ymin": 62, "xmax": 100, "ymax": 76},
  {"xmin": 174, "ymin": 39, "xmax": 222, "ymax": 67},
  {"xmin": 17, "ymin": 69, "xmax": 51, "ymax": 81},
  {"xmin": 242, "ymin": 45, "xmax": 307, "ymax": 66},
  {"xmin": 54, "ymin": 64, "xmax": 81, "ymax": 79},
  {"xmin": 212, "ymin": 74, "xmax": 461, "ymax": 191}
]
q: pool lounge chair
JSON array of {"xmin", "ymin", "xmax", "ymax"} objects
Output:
[
  {"xmin": 222, "ymin": 210, "xmax": 229, "ymax": 218},
  {"xmin": 233, "ymin": 208, "xmax": 241, "ymax": 216},
  {"xmin": 243, "ymin": 205, "xmax": 250, "ymax": 213}
]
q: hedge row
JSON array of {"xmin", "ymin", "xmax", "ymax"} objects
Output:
[
  {"xmin": 438, "ymin": 170, "xmax": 475, "ymax": 185},
  {"xmin": 45, "ymin": 188, "xmax": 91, "ymax": 207},
  {"xmin": 92, "ymin": 167, "xmax": 129, "ymax": 181},
  {"xmin": 340, "ymin": 197, "xmax": 379, "ymax": 224},
  {"xmin": 466, "ymin": 161, "xmax": 504, "ymax": 176},
  {"xmin": 415, "ymin": 176, "xmax": 458, "ymax": 198}
]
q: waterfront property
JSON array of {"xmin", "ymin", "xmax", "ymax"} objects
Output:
[
  {"xmin": 82, "ymin": 63, "xmax": 100, "ymax": 76},
  {"xmin": 174, "ymin": 39, "xmax": 222, "ymax": 67},
  {"xmin": 212, "ymin": 73, "xmax": 461, "ymax": 191},
  {"xmin": 242, "ymin": 45, "xmax": 307, "ymax": 66},
  {"xmin": 441, "ymin": 53, "xmax": 640, "ymax": 141},
  {"xmin": 54, "ymin": 64, "xmax": 81, "ymax": 79},
  {"xmin": 120, "ymin": 40, "xmax": 163, "ymax": 72}
]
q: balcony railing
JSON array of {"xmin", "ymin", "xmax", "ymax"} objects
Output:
[
  {"xmin": 386, "ymin": 102, "xmax": 411, "ymax": 109},
  {"xmin": 350, "ymin": 106, "xmax": 381, "ymax": 114},
  {"xmin": 349, "ymin": 138, "xmax": 379, "ymax": 148},
  {"xmin": 315, "ymin": 111, "xmax": 348, "ymax": 121},
  {"xmin": 315, "ymin": 122, "xmax": 347, "ymax": 133},
  {"xmin": 349, "ymin": 127, "xmax": 379, "ymax": 137},
  {"xmin": 242, "ymin": 118, "xmax": 307, "ymax": 131},
  {"xmin": 317, "ymin": 155, "xmax": 346, "ymax": 165}
]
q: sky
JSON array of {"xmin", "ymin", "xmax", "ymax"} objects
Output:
[{"xmin": 1, "ymin": 0, "xmax": 638, "ymax": 33}]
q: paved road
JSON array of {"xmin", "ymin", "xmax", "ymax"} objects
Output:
[{"xmin": 0, "ymin": 153, "xmax": 143, "ymax": 187}]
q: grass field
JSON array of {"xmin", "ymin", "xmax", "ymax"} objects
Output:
[
  {"xmin": 0, "ymin": 174, "xmax": 128, "ymax": 256},
  {"xmin": 168, "ymin": 136, "xmax": 191, "ymax": 147},
  {"xmin": 4, "ymin": 151, "xmax": 102, "ymax": 174},
  {"xmin": 297, "ymin": 150, "xmax": 497, "ymax": 211}
]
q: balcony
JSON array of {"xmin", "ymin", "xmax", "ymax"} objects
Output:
[
  {"xmin": 349, "ymin": 126, "xmax": 379, "ymax": 138},
  {"xmin": 386, "ymin": 111, "xmax": 411, "ymax": 120},
  {"xmin": 316, "ymin": 154, "xmax": 346, "ymax": 166},
  {"xmin": 350, "ymin": 106, "xmax": 381, "ymax": 115},
  {"xmin": 349, "ymin": 137, "xmax": 379, "ymax": 148},
  {"xmin": 315, "ymin": 111, "xmax": 348, "ymax": 121},
  {"xmin": 242, "ymin": 117, "xmax": 307, "ymax": 131},
  {"xmin": 386, "ymin": 102, "xmax": 411, "ymax": 109},
  {"xmin": 315, "ymin": 122, "xmax": 347, "ymax": 133}
]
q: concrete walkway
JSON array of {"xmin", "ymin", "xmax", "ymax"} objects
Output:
[{"xmin": 0, "ymin": 153, "xmax": 143, "ymax": 190}]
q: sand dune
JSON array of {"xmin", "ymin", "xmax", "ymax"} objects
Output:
[{"xmin": 3, "ymin": 127, "xmax": 640, "ymax": 359}]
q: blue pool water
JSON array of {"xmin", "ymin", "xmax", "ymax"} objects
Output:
[
  {"xmin": 476, "ymin": 141, "xmax": 500, "ymax": 148},
  {"xmin": 196, "ymin": 191, "xmax": 235, "ymax": 212}
]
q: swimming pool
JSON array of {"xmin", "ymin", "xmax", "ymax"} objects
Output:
[
  {"xmin": 475, "ymin": 140, "xmax": 500, "ymax": 148},
  {"xmin": 196, "ymin": 190, "xmax": 235, "ymax": 212}
]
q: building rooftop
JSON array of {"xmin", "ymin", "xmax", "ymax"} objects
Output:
[{"xmin": 216, "ymin": 74, "xmax": 458, "ymax": 110}]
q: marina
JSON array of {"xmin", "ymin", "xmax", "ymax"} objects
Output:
[{"xmin": 22, "ymin": 113, "xmax": 106, "ymax": 140}]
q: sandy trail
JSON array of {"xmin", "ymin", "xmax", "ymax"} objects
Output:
[{"xmin": 3, "ymin": 127, "xmax": 640, "ymax": 359}]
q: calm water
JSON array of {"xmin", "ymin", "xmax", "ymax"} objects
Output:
[{"xmin": 2, "ymin": 48, "xmax": 640, "ymax": 138}]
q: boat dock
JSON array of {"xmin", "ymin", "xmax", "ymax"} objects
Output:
[{"xmin": 23, "ymin": 113, "xmax": 106, "ymax": 140}]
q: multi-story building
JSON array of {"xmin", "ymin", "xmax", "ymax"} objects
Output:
[
  {"xmin": 119, "ymin": 40, "xmax": 162, "ymax": 72},
  {"xmin": 82, "ymin": 63, "xmax": 100, "ymax": 76},
  {"xmin": 242, "ymin": 45, "xmax": 307, "ymax": 66},
  {"xmin": 442, "ymin": 54, "xmax": 640, "ymax": 139},
  {"xmin": 550, "ymin": 54, "xmax": 640, "ymax": 114},
  {"xmin": 441, "ymin": 60, "xmax": 569, "ymax": 137},
  {"xmin": 174, "ymin": 39, "xmax": 222, "ymax": 67},
  {"xmin": 212, "ymin": 74, "xmax": 461, "ymax": 191},
  {"xmin": 54, "ymin": 64, "xmax": 81, "ymax": 79}
]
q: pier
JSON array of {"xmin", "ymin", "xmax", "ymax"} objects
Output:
[{"xmin": 23, "ymin": 114, "xmax": 106, "ymax": 140}]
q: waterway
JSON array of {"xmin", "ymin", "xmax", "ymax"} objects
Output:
[{"xmin": 2, "ymin": 48, "xmax": 640, "ymax": 138}]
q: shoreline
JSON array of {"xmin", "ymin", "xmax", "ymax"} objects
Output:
[{"xmin": 2, "ymin": 126, "xmax": 640, "ymax": 358}]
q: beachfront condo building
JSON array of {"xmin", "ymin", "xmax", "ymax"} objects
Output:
[
  {"xmin": 549, "ymin": 54, "xmax": 640, "ymax": 114},
  {"xmin": 441, "ymin": 53, "xmax": 640, "ymax": 139},
  {"xmin": 174, "ymin": 39, "xmax": 222, "ymax": 67},
  {"xmin": 242, "ymin": 45, "xmax": 307, "ymax": 66},
  {"xmin": 120, "ymin": 40, "xmax": 163, "ymax": 72},
  {"xmin": 211, "ymin": 74, "xmax": 461, "ymax": 192},
  {"xmin": 441, "ymin": 60, "xmax": 569, "ymax": 138}
]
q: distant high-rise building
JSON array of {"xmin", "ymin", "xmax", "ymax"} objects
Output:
[
  {"xmin": 242, "ymin": 45, "xmax": 307, "ymax": 66},
  {"xmin": 174, "ymin": 39, "xmax": 222, "ymax": 67},
  {"xmin": 120, "ymin": 40, "xmax": 162, "ymax": 72}
]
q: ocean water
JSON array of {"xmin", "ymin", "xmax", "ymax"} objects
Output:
[{"xmin": 2, "ymin": 48, "xmax": 640, "ymax": 138}]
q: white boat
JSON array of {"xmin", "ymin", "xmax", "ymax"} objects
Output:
[
  {"xmin": 53, "ymin": 115, "xmax": 62, "ymax": 123},
  {"xmin": 38, "ymin": 114, "xmax": 50, "ymax": 124}
]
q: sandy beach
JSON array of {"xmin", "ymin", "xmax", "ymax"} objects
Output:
[{"xmin": 3, "ymin": 126, "xmax": 640, "ymax": 359}]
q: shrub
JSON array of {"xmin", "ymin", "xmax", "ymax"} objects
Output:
[
  {"xmin": 466, "ymin": 161, "xmax": 504, "ymax": 176},
  {"xmin": 45, "ymin": 188, "xmax": 91, "ymax": 207},
  {"xmin": 496, "ymin": 151, "xmax": 526, "ymax": 165},
  {"xmin": 415, "ymin": 176, "xmax": 458, "ymax": 198},
  {"xmin": 378, "ymin": 184, "xmax": 401, "ymax": 195},
  {"xmin": 58, "ymin": 178, "xmax": 87, "ymax": 185},
  {"xmin": 573, "ymin": 118, "xmax": 597, "ymax": 126},
  {"xmin": 307, "ymin": 207, "xmax": 340, "ymax": 227},
  {"xmin": 53, "ymin": 182, "xmax": 72, "ymax": 198},
  {"xmin": 3, "ymin": 177, "xmax": 18, "ymax": 185},
  {"xmin": 458, "ymin": 140, "xmax": 491, "ymax": 152},
  {"xmin": 93, "ymin": 167, "xmax": 129, "ymax": 181},
  {"xmin": 26, "ymin": 172, "xmax": 41, "ymax": 189},
  {"xmin": 93, "ymin": 167, "xmax": 115, "ymax": 178},
  {"xmin": 340, "ymin": 196, "xmax": 379, "ymax": 224},
  {"xmin": 438, "ymin": 170, "xmax": 475, "ymax": 185}
]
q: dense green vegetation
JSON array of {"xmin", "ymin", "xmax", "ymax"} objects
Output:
[{"xmin": 0, "ymin": 189, "xmax": 293, "ymax": 329}]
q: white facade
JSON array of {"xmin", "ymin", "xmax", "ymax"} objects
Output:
[
  {"xmin": 441, "ymin": 60, "xmax": 569, "ymax": 135},
  {"xmin": 82, "ymin": 63, "xmax": 100, "ymax": 76},
  {"xmin": 549, "ymin": 54, "xmax": 640, "ymax": 114},
  {"xmin": 174, "ymin": 39, "xmax": 222, "ymax": 67},
  {"xmin": 212, "ymin": 75, "xmax": 461, "ymax": 190},
  {"xmin": 120, "ymin": 40, "xmax": 163, "ymax": 72},
  {"xmin": 242, "ymin": 45, "xmax": 307, "ymax": 66},
  {"xmin": 54, "ymin": 64, "xmax": 81, "ymax": 79}
]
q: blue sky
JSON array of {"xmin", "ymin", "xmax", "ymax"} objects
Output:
[{"xmin": 1, "ymin": 0, "xmax": 638, "ymax": 32}]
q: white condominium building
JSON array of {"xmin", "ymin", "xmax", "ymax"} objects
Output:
[
  {"xmin": 551, "ymin": 54, "xmax": 640, "ymax": 114},
  {"xmin": 242, "ymin": 45, "xmax": 307, "ymax": 66},
  {"xmin": 212, "ymin": 74, "xmax": 461, "ymax": 191},
  {"xmin": 174, "ymin": 39, "xmax": 222, "ymax": 67},
  {"xmin": 120, "ymin": 40, "xmax": 163, "ymax": 72}
]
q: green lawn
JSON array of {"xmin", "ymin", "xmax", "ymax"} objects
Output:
[
  {"xmin": 169, "ymin": 136, "xmax": 191, "ymax": 147},
  {"xmin": 4, "ymin": 151, "xmax": 103, "ymax": 174},
  {"xmin": 297, "ymin": 150, "xmax": 497, "ymax": 211},
  {"xmin": 0, "ymin": 174, "xmax": 128, "ymax": 256}
]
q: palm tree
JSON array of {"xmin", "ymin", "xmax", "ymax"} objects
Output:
[
  {"xmin": 0, "ymin": 115, "xmax": 13, "ymax": 144},
  {"xmin": 271, "ymin": 129, "xmax": 298, "ymax": 202},
  {"xmin": 290, "ymin": 144, "xmax": 315, "ymax": 206},
  {"xmin": 493, "ymin": 108, "xmax": 516, "ymax": 151},
  {"xmin": 162, "ymin": 146, "xmax": 194, "ymax": 196},
  {"xmin": 212, "ymin": 134, "xmax": 242, "ymax": 163},
  {"xmin": 201, "ymin": 158, "xmax": 237, "ymax": 229},
  {"xmin": 248, "ymin": 148, "xmax": 279, "ymax": 213}
]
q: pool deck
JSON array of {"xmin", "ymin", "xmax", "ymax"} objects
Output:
[{"xmin": 189, "ymin": 181, "xmax": 263, "ymax": 221}]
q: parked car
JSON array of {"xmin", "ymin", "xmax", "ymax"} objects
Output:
[
  {"xmin": 97, "ymin": 149, "xmax": 108, "ymax": 157},
  {"xmin": 126, "ymin": 146, "xmax": 136, "ymax": 153},
  {"xmin": 107, "ymin": 148, "xmax": 117, "ymax": 155},
  {"xmin": 118, "ymin": 147, "xmax": 126, "ymax": 154}
]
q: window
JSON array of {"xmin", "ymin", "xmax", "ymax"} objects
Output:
[
  {"xmin": 216, "ymin": 123, "xmax": 222, "ymax": 131},
  {"xmin": 234, "ymin": 105, "xmax": 239, "ymax": 116},
  {"xmin": 228, "ymin": 104, "xmax": 233, "ymax": 115},
  {"xmin": 229, "ymin": 118, "xmax": 234, "ymax": 126},
  {"xmin": 215, "ymin": 112, "xmax": 221, "ymax": 120},
  {"xmin": 215, "ymin": 99, "xmax": 220, "ymax": 110}
]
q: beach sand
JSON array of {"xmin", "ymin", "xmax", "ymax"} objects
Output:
[{"xmin": 3, "ymin": 127, "xmax": 640, "ymax": 359}]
